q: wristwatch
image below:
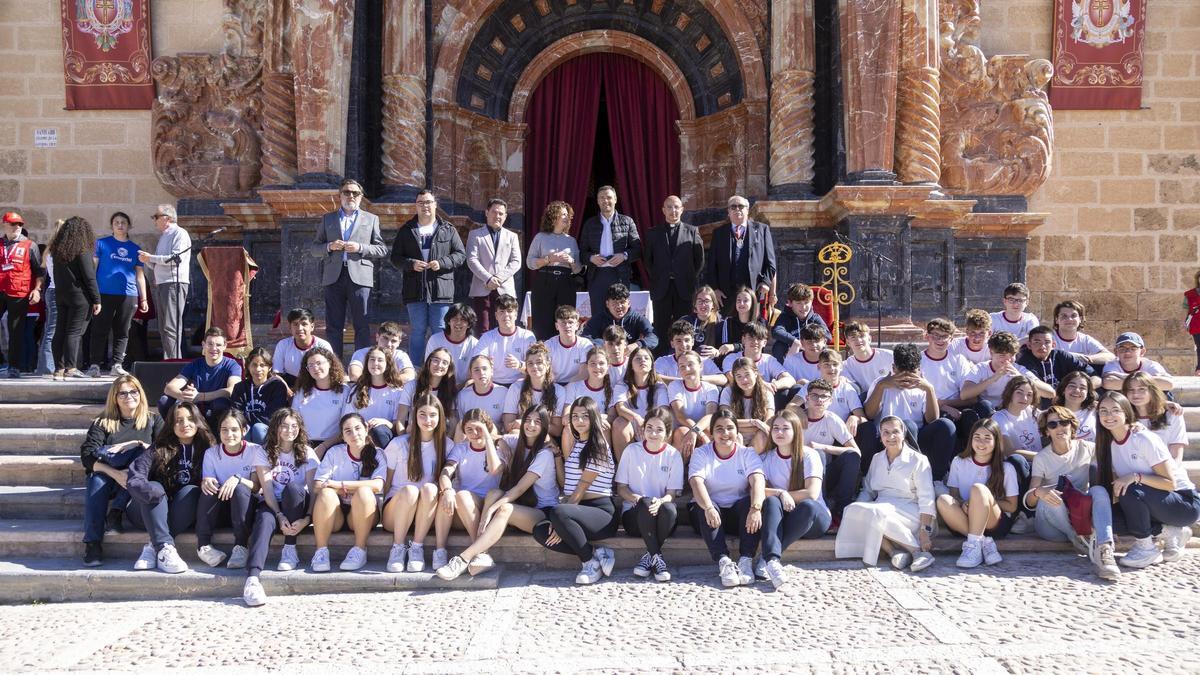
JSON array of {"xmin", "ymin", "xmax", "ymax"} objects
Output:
[{"xmin": 921, "ymin": 524, "xmax": 934, "ymax": 534}]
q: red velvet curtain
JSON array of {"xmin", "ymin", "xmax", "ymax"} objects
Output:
[{"xmin": 524, "ymin": 53, "xmax": 682, "ymax": 287}]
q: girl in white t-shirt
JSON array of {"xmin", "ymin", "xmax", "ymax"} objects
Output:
[
  {"xmin": 562, "ymin": 346, "xmax": 623, "ymax": 421},
  {"xmin": 196, "ymin": 409, "xmax": 260, "ymax": 571},
  {"xmin": 311, "ymin": 413, "xmax": 385, "ymax": 573},
  {"xmin": 1053, "ymin": 371, "xmax": 1097, "ymax": 442},
  {"xmin": 668, "ymin": 351, "xmax": 719, "ymax": 460},
  {"xmin": 1095, "ymin": 392, "xmax": 1199, "ymax": 569},
  {"xmin": 342, "ymin": 346, "xmax": 404, "ymax": 450},
  {"xmin": 502, "ymin": 342, "xmax": 564, "ymax": 437},
  {"xmin": 687, "ymin": 406, "xmax": 766, "ymax": 588},
  {"xmin": 757, "ymin": 410, "xmax": 832, "ymax": 589},
  {"xmin": 381, "ymin": 392, "xmax": 449, "ymax": 574},
  {"xmin": 615, "ymin": 407, "xmax": 684, "ymax": 582},
  {"xmin": 936, "ymin": 419, "xmax": 1019, "ymax": 569},
  {"xmin": 291, "ymin": 347, "xmax": 348, "ymax": 447},
  {"xmin": 242, "ymin": 408, "xmax": 318, "ymax": 606},
  {"xmin": 1123, "ymin": 372, "xmax": 1188, "ymax": 461},
  {"xmin": 612, "ymin": 346, "xmax": 669, "ymax": 459},
  {"xmin": 437, "ymin": 404, "xmax": 562, "ymax": 580},
  {"xmin": 396, "ymin": 347, "xmax": 459, "ymax": 436},
  {"xmin": 434, "ymin": 408, "xmax": 505, "ymax": 574},
  {"xmin": 719, "ymin": 356, "xmax": 773, "ymax": 447},
  {"xmin": 456, "ymin": 354, "xmax": 509, "ymax": 432},
  {"xmin": 991, "ymin": 376, "xmax": 1042, "ymax": 459}
]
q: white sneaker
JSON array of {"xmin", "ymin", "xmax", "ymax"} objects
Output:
[
  {"xmin": 310, "ymin": 547, "xmax": 331, "ymax": 572},
  {"xmin": 226, "ymin": 544, "xmax": 249, "ymax": 569},
  {"xmin": 736, "ymin": 556, "xmax": 754, "ymax": 585},
  {"xmin": 407, "ymin": 543, "xmax": 426, "ymax": 572},
  {"xmin": 340, "ymin": 546, "xmax": 367, "ymax": 571},
  {"xmin": 717, "ymin": 556, "xmax": 741, "ymax": 587},
  {"xmin": 1093, "ymin": 542, "xmax": 1121, "ymax": 581},
  {"xmin": 196, "ymin": 545, "xmax": 227, "ymax": 567},
  {"xmin": 437, "ymin": 555, "xmax": 469, "ymax": 580},
  {"xmin": 431, "ymin": 548, "xmax": 449, "ymax": 571},
  {"xmin": 910, "ymin": 551, "xmax": 936, "ymax": 572},
  {"xmin": 1161, "ymin": 526, "xmax": 1191, "ymax": 563},
  {"xmin": 242, "ymin": 577, "xmax": 267, "ymax": 607},
  {"xmin": 595, "ymin": 546, "xmax": 615, "ymax": 577},
  {"xmin": 1120, "ymin": 538, "xmax": 1163, "ymax": 568},
  {"xmin": 981, "ymin": 537, "xmax": 1002, "ymax": 565},
  {"xmin": 386, "ymin": 543, "xmax": 408, "ymax": 573},
  {"xmin": 156, "ymin": 544, "xmax": 188, "ymax": 574},
  {"xmin": 276, "ymin": 544, "xmax": 300, "ymax": 571},
  {"xmin": 133, "ymin": 544, "xmax": 156, "ymax": 571},
  {"xmin": 575, "ymin": 558, "xmax": 603, "ymax": 584},
  {"xmin": 467, "ymin": 552, "xmax": 494, "ymax": 575},
  {"xmin": 1008, "ymin": 513, "xmax": 1033, "ymax": 535},
  {"xmin": 956, "ymin": 540, "xmax": 983, "ymax": 568},
  {"xmin": 633, "ymin": 552, "xmax": 653, "ymax": 578},
  {"xmin": 111, "ymin": 364, "xmax": 129, "ymax": 377},
  {"xmin": 753, "ymin": 557, "xmax": 769, "ymax": 581},
  {"xmin": 890, "ymin": 551, "xmax": 912, "ymax": 570},
  {"xmin": 651, "ymin": 554, "xmax": 671, "ymax": 582},
  {"xmin": 764, "ymin": 558, "xmax": 788, "ymax": 589}
]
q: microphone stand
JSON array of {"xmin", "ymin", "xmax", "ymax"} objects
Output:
[{"xmin": 831, "ymin": 230, "xmax": 895, "ymax": 338}]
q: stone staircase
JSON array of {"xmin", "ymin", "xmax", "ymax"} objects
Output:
[{"xmin": 1, "ymin": 377, "xmax": 1198, "ymax": 603}]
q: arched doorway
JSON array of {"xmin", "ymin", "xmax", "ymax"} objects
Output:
[{"xmin": 523, "ymin": 52, "xmax": 681, "ymax": 285}]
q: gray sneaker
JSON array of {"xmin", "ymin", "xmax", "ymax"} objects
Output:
[
  {"xmin": 111, "ymin": 363, "xmax": 129, "ymax": 377},
  {"xmin": 1161, "ymin": 526, "xmax": 1191, "ymax": 563},
  {"xmin": 910, "ymin": 551, "xmax": 936, "ymax": 572},
  {"xmin": 1093, "ymin": 542, "xmax": 1121, "ymax": 581},
  {"xmin": 85, "ymin": 364, "xmax": 102, "ymax": 378}
]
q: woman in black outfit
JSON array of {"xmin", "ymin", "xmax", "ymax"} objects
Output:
[{"xmin": 48, "ymin": 216, "xmax": 101, "ymax": 379}]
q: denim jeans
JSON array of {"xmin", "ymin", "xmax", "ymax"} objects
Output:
[
  {"xmin": 248, "ymin": 423, "xmax": 269, "ymax": 445},
  {"xmin": 761, "ymin": 496, "xmax": 832, "ymax": 560},
  {"xmin": 1116, "ymin": 485, "xmax": 1200, "ymax": 539},
  {"xmin": 127, "ymin": 483, "xmax": 202, "ymax": 548},
  {"xmin": 82, "ymin": 472, "xmax": 132, "ymax": 543},
  {"xmin": 406, "ymin": 301, "xmax": 449, "ymax": 366},
  {"xmin": 37, "ymin": 287, "xmax": 56, "ymax": 375},
  {"xmin": 1034, "ymin": 485, "xmax": 1114, "ymax": 545}
]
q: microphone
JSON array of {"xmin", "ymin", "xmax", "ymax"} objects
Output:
[{"xmin": 207, "ymin": 227, "xmax": 227, "ymax": 237}]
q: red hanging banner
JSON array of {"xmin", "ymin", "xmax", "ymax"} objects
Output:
[
  {"xmin": 60, "ymin": 0, "xmax": 155, "ymax": 110},
  {"xmin": 1049, "ymin": 0, "xmax": 1146, "ymax": 110}
]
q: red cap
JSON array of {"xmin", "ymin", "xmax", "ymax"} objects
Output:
[{"xmin": 2, "ymin": 212, "xmax": 23, "ymax": 224}]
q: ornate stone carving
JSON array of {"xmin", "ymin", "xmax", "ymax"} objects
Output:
[
  {"xmin": 895, "ymin": 0, "xmax": 941, "ymax": 185},
  {"xmin": 939, "ymin": 0, "xmax": 1054, "ymax": 197},
  {"xmin": 151, "ymin": 0, "xmax": 267, "ymax": 199}
]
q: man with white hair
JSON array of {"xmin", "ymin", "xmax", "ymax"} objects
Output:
[
  {"xmin": 705, "ymin": 195, "xmax": 776, "ymax": 305},
  {"xmin": 138, "ymin": 204, "xmax": 191, "ymax": 359}
]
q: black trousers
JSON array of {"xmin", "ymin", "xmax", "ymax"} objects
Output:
[
  {"xmin": 621, "ymin": 499, "xmax": 679, "ymax": 555},
  {"xmin": 530, "ymin": 267, "xmax": 577, "ymax": 340},
  {"xmin": 688, "ymin": 495, "xmax": 761, "ymax": 562},
  {"xmin": 90, "ymin": 293, "xmax": 137, "ymax": 368},
  {"xmin": 195, "ymin": 483, "xmax": 255, "ymax": 549},
  {"xmin": 651, "ymin": 284, "xmax": 689, "ymax": 356},
  {"xmin": 247, "ymin": 481, "xmax": 309, "ymax": 577},
  {"xmin": 533, "ymin": 496, "xmax": 620, "ymax": 562},
  {"xmin": 52, "ymin": 298, "xmax": 92, "ymax": 371},
  {"xmin": 824, "ymin": 451, "xmax": 862, "ymax": 519},
  {"xmin": 1, "ymin": 294, "xmax": 29, "ymax": 369},
  {"xmin": 126, "ymin": 483, "xmax": 201, "ymax": 549}
]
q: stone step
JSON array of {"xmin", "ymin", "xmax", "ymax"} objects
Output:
[
  {"xmin": 0, "ymin": 378, "xmax": 113, "ymax": 404},
  {"xmin": 0, "ymin": 456, "xmax": 85, "ymax": 486},
  {"xmin": 0, "ymin": 486, "xmax": 84, "ymax": 519},
  {"xmin": 0, "ymin": 557, "xmax": 500, "ymax": 604},
  {"xmin": 0, "ymin": 404, "xmax": 103, "ymax": 429},
  {"xmin": 0, "ymin": 428, "xmax": 88, "ymax": 456}
]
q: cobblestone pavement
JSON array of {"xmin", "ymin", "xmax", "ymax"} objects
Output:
[{"xmin": 2, "ymin": 552, "xmax": 1197, "ymax": 673}]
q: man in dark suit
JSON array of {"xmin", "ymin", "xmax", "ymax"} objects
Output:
[
  {"xmin": 309, "ymin": 178, "xmax": 389, "ymax": 361},
  {"xmin": 578, "ymin": 185, "xmax": 641, "ymax": 314},
  {"xmin": 644, "ymin": 195, "xmax": 704, "ymax": 355},
  {"xmin": 706, "ymin": 194, "xmax": 776, "ymax": 306}
]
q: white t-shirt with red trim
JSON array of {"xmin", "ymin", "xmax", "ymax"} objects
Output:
[
  {"xmin": 989, "ymin": 311, "xmax": 1040, "ymax": 341},
  {"xmin": 949, "ymin": 337, "xmax": 989, "ymax": 365},
  {"xmin": 920, "ymin": 349, "xmax": 970, "ymax": 402},
  {"xmin": 614, "ymin": 441, "xmax": 685, "ymax": 511},
  {"xmin": 546, "ymin": 335, "xmax": 592, "ymax": 384},
  {"xmin": 425, "ymin": 331, "xmax": 478, "ymax": 386},
  {"xmin": 843, "ymin": 348, "xmax": 895, "ymax": 394},
  {"xmin": 456, "ymin": 382, "xmax": 509, "ymax": 426},
  {"xmin": 667, "ymin": 379, "xmax": 720, "ymax": 421},
  {"xmin": 273, "ymin": 336, "xmax": 332, "ymax": 377}
]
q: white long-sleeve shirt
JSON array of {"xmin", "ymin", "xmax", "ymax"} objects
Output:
[{"xmin": 143, "ymin": 223, "xmax": 192, "ymax": 285}]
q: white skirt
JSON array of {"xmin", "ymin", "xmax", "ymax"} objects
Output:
[{"xmin": 834, "ymin": 498, "xmax": 921, "ymax": 566}]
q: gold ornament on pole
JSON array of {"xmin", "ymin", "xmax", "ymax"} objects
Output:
[{"xmin": 817, "ymin": 241, "xmax": 856, "ymax": 348}]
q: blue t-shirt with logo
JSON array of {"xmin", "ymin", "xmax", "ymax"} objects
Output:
[
  {"xmin": 94, "ymin": 236, "xmax": 143, "ymax": 296},
  {"xmin": 180, "ymin": 356, "xmax": 243, "ymax": 394}
]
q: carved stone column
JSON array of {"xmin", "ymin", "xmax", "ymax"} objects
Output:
[
  {"xmin": 380, "ymin": 0, "xmax": 426, "ymax": 197},
  {"xmin": 768, "ymin": 0, "xmax": 816, "ymax": 198},
  {"xmin": 839, "ymin": 0, "xmax": 901, "ymax": 184},
  {"xmin": 895, "ymin": 0, "xmax": 941, "ymax": 185},
  {"xmin": 260, "ymin": 0, "xmax": 297, "ymax": 187},
  {"xmin": 291, "ymin": 0, "xmax": 356, "ymax": 184}
]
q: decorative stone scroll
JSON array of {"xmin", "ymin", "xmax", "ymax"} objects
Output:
[{"xmin": 939, "ymin": 0, "xmax": 1054, "ymax": 197}]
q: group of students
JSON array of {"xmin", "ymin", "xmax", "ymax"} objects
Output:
[{"xmin": 78, "ymin": 280, "xmax": 1198, "ymax": 607}]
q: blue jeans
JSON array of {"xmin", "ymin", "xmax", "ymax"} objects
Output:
[
  {"xmin": 1034, "ymin": 485, "xmax": 1114, "ymax": 545},
  {"xmin": 761, "ymin": 496, "xmax": 832, "ymax": 560},
  {"xmin": 248, "ymin": 422, "xmax": 269, "ymax": 445},
  {"xmin": 407, "ymin": 301, "xmax": 449, "ymax": 366},
  {"xmin": 82, "ymin": 472, "xmax": 131, "ymax": 543},
  {"xmin": 1116, "ymin": 485, "xmax": 1200, "ymax": 539},
  {"xmin": 36, "ymin": 287, "xmax": 56, "ymax": 375}
]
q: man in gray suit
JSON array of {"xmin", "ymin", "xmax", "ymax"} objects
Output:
[
  {"xmin": 465, "ymin": 198, "xmax": 522, "ymax": 333},
  {"xmin": 309, "ymin": 178, "xmax": 389, "ymax": 360}
]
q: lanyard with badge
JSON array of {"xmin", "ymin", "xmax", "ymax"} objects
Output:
[{"xmin": 0, "ymin": 238, "xmax": 16, "ymax": 272}]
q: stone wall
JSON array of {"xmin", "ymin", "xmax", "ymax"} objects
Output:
[
  {"xmin": 978, "ymin": 0, "xmax": 1200, "ymax": 372},
  {"xmin": 0, "ymin": 0, "xmax": 223, "ymax": 243}
]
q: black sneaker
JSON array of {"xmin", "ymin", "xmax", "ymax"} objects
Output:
[
  {"xmin": 83, "ymin": 542, "xmax": 103, "ymax": 567},
  {"xmin": 105, "ymin": 509, "xmax": 125, "ymax": 534}
]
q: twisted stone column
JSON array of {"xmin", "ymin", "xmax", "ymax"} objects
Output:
[
  {"xmin": 381, "ymin": 0, "xmax": 426, "ymax": 190},
  {"xmin": 768, "ymin": 0, "xmax": 816, "ymax": 198},
  {"xmin": 895, "ymin": 0, "xmax": 941, "ymax": 185},
  {"xmin": 260, "ymin": 0, "xmax": 297, "ymax": 186}
]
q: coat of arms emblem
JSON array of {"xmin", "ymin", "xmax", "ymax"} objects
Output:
[
  {"xmin": 1070, "ymin": 0, "xmax": 1136, "ymax": 47},
  {"xmin": 75, "ymin": 0, "xmax": 135, "ymax": 52}
]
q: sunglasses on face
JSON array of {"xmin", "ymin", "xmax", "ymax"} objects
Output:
[
  {"xmin": 341, "ymin": 190, "xmax": 363, "ymax": 197},
  {"xmin": 1044, "ymin": 419, "xmax": 1070, "ymax": 430}
]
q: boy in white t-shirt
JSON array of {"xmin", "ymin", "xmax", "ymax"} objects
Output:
[
  {"xmin": 602, "ymin": 325, "xmax": 630, "ymax": 382},
  {"xmin": 272, "ymin": 308, "xmax": 332, "ymax": 384},
  {"xmin": 989, "ymin": 282, "xmax": 1039, "ymax": 345},
  {"xmin": 841, "ymin": 321, "xmax": 894, "ymax": 395},
  {"xmin": 656, "ymin": 319, "xmax": 721, "ymax": 381},
  {"xmin": 1100, "ymin": 331, "xmax": 1174, "ymax": 392},
  {"xmin": 795, "ymin": 378, "xmax": 860, "ymax": 521},
  {"xmin": 922, "ymin": 317, "xmax": 992, "ymax": 448},
  {"xmin": 782, "ymin": 323, "xmax": 828, "ymax": 387},
  {"xmin": 347, "ymin": 321, "xmax": 416, "ymax": 383},
  {"xmin": 712, "ymin": 322, "xmax": 794, "ymax": 397},
  {"xmin": 788, "ymin": 349, "xmax": 864, "ymax": 435},
  {"xmin": 1051, "ymin": 300, "xmax": 1114, "ymax": 376},
  {"xmin": 949, "ymin": 309, "xmax": 991, "ymax": 365},
  {"xmin": 471, "ymin": 294, "xmax": 537, "ymax": 386},
  {"xmin": 961, "ymin": 331, "xmax": 1047, "ymax": 407},
  {"xmin": 546, "ymin": 305, "xmax": 591, "ymax": 384}
]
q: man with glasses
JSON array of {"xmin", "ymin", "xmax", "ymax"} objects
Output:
[
  {"xmin": 705, "ymin": 195, "xmax": 776, "ymax": 306},
  {"xmin": 138, "ymin": 204, "xmax": 191, "ymax": 359},
  {"xmin": 390, "ymin": 189, "xmax": 465, "ymax": 365},
  {"xmin": 310, "ymin": 179, "xmax": 388, "ymax": 361}
]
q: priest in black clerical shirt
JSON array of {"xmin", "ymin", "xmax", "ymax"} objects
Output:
[{"xmin": 643, "ymin": 195, "xmax": 704, "ymax": 355}]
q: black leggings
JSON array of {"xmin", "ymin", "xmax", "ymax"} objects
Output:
[
  {"xmin": 620, "ymin": 499, "xmax": 679, "ymax": 555},
  {"xmin": 53, "ymin": 298, "xmax": 92, "ymax": 371},
  {"xmin": 533, "ymin": 496, "xmax": 619, "ymax": 562},
  {"xmin": 90, "ymin": 293, "xmax": 137, "ymax": 368},
  {"xmin": 688, "ymin": 495, "xmax": 761, "ymax": 562},
  {"xmin": 247, "ymin": 481, "xmax": 309, "ymax": 577},
  {"xmin": 195, "ymin": 483, "xmax": 255, "ymax": 549},
  {"xmin": 823, "ymin": 452, "xmax": 861, "ymax": 519}
]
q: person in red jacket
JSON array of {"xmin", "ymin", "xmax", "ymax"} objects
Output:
[
  {"xmin": 1184, "ymin": 270, "xmax": 1200, "ymax": 376},
  {"xmin": 0, "ymin": 212, "xmax": 45, "ymax": 378}
]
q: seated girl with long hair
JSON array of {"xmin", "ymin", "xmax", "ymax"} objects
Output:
[
  {"xmin": 382, "ymin": 392, "xmax": 450, "ymax": 573},
  {"xmin": 310, "ymin": 413, "xmax": 386, "ymax": 573}
]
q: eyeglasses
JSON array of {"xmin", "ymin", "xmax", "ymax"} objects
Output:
[
  {"xmin": 728, "ymin": 204, "xmax": 748, "ymax": 211},
  {"xmin": 341, "ymin": 190, "xmax": 363, "ymax": 197},
  {"xmin": 116, "ymin": 390, "xmax": 140, "ymax": 399},
  {"xmin": 416, "ymin": 199, "xmax": 437, "ymax": 206},
  {"xmin": 1044, "ymin": 419, "xmax": 1070, "ymax": 430},
  {"xmin": 806, "ymin": 393, "xmax": 832, "ymax": 401},
  {"xmin": 151, "ymin": 213, "xmax": 168, "ymax": 219}
]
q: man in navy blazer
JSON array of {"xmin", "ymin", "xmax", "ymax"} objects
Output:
[
  {"xmin": 578, "ymin": 185, "xmax": 641, "ymax": 314},
  {"xmin": 705, "ymin": 194, "xmax": 776, "ymax": 305},
  {"xmin": 309, "ymin": 179, "xmax": 389, "ymax": 360}
]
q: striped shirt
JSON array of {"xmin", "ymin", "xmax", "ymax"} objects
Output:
[{"xmin": 563, "ymin": 440, "xmax": 615, "ymax": 496}]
